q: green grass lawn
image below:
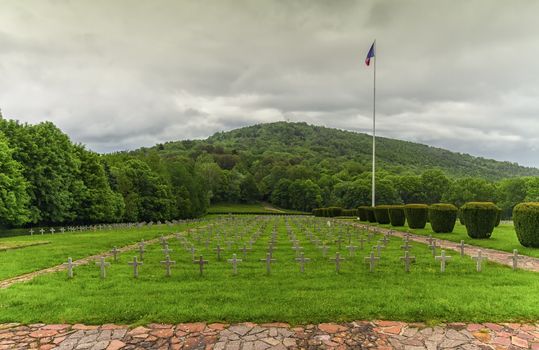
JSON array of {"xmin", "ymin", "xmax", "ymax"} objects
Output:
[
  {"xmin": 0, "ymin": 216, "xmax": 537, "ymax": 325},
  {"xmin": 207, "ymin": 202, "xmax": 308, "ymax": 214},
  {"xmin": 0, "ymin": 222, "xmax": 205, "ymax": 281},
  {"xmin": 360, "ymin": 221, "xmax": 539, "ymax": 258}
]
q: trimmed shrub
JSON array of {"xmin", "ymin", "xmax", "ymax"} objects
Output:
[
  {"xmin": 428, "ymin": 203, "xmax": 458, "ymax": 233},
  {"xmin": 458, "ymin": 208, "xmax": 465, "ymax": 225},
  {"xmin": 342, "ymin": 209, "xmax": 358, "ymax": 217},
  {"xmin": 365, "ymin": 207, "xmax": 377, "ymax": 222},
  {"xmin": 513, "ymin": 202, "xmax": 539, "ymax": 247},
  {"xmin": 461, "ymin": 202, "xmax": 498, "ymax": 239},
  {"xmin": 327, "ymin": 207, "xmax": 342, "ymax": 217},
  {"xmin": 358, "ymin": 207, "xmax": 368, "ymax": 221},
  {"xmin": 374, "ymin": 205, "xmax": 391, "ymax": 224},
  {"xmin": 404, "ymin": 204, "xmax": 428, "ymax": 229},
  {"xmin": 388, "ymin": 205, "xmax": 406, "ymax": 226}
]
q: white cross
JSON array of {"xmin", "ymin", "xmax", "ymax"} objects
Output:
[
  {"xmin": 63, "ymin": 257, "xmax": 77, "ymax": 278},
  {"xmin": 227, "ymin": 254, "xmax": 242, "ymax": 275},
  {"xmin": 472, "ymin": 250, "xmax": 486, "ymax": 272},
  {"xmin": 364, "ymin": 251, "xmax": 380, "ymax": 272},
  {"xmin": 128, "ymin": 256, "xmax": 143, "ymax": 278},
  {"xmin": 295, "ymin": 253, "xmax": 311, "ymax": 273},
  {"xmin": 435, "ymin": 250, "xmax": 452, "ymax": 272},
  {"xmin": 160, "ymin": 255, "xmax": 176, "ymax": 277},
  {"xmin": 95, "ymin": 257, "xmax": 110, "ymax": 279}
]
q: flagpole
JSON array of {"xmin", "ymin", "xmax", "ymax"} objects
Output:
[{"xmin": 371, "ymin": 40, "xmax": 376, "ymax": 208}]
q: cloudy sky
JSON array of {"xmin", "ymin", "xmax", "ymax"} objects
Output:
[{"xmin": 1, "ymin": 1, "xmax": 539, "ymax": 166}]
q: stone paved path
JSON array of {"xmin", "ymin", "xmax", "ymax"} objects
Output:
[
  {"xmin": 350, "ymin": 223, "xmax": 539, "ymax": 273},
  {"xmin": 0, "ymin": 228, "xmax": 199, "ymax": 290},
  {"xmin": 1, "ymin": 321, "xmax": 538, "ymax": 349}
]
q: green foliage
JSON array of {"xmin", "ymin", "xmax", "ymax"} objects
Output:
[
  {"xmin": 342, "ymin": 209, "xmax": 358, "ymax": 217},
  {"xmin": 461, "ymin": 202, "xmax": 499, "ymax": 239},
  {"xmin": 404, "ymin": 204, "xmax": 428, "ymax": 229},
  {"xmin": 388, "ymin": 205, "xmax": 406, "ymax": 226},
  {"xmin": 357, "ymin": 207, "xmax": 368, "ymax": 221},
  {"xmin": 374, "ymin": 205, "xmax": 391, "ymax": 224},
  {"xmin": 442, "ymin": 178, "xmax": 497, "ymax": 207},
  {"xmin": 428, "ymin": 203, "xmax": 458, "ymax": 233},
  {"xmin": 0, "ymin": 132, "xmax": 30, "ymax": 226},
  {"xmin": 496, "ymin": 178, "xmax": 527, "ymax": 219},
  {"xmin": 365, "ymin": 207, "xmax": 376, "ymax": 222},
  {"xmin": 513, "ymin": 202, "xmax": 539, "ymax": 247}
]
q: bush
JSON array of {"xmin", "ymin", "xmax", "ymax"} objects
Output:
[
  {"xmin": 458, "ymin": 208, "xmax": 465, "ymax": 225},
  {"xmin": 327, "ymin": 207, "xmax": 343, "ymax": 217},
  {"xmin": 461, "ymin": 202, "xmax": 499, "ymax": 238},
  {"xmin": 373, "ymin": 205, "xmax": 391, "ymax": 224},
  {"xmin": 428, "ymin": 203, "xmax": 458, "ymax": 233},
  {"xmin": 404, "ymin": 204, "xmax": 428, "ymax": 229},
  {"xmin": 358, "ymin": 207, "xmax": 368, "ymax": 221},
  {"xmin": 513, "ymin": 202, "xmax": 539, "ymax": 247},
  {"xmin": 388, "ymin": 205, "xmax": 406, "ymax": 226},
  {"xmin": 365, "ymin": 207, "xmax": 377, "ymax": 222},
  {"xmin": 342, "ymin": 209, "xmax": 358, "ymax": 217}
]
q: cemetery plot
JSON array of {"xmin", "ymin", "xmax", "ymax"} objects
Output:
[
  {"xmin": 365, "ymin": 221, "xmax": 539, "ymax": 258},
  {"xmin": 0, "ymin": 216, "xmax": 537, "ymax": 325},
  {"xmin": 0, "ymin": 221, "xmax": 206, "ymax": 281}
]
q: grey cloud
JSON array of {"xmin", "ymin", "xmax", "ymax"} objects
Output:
[{"xmin": 0, "ymin": 0, "xmax": 538, "ymax": 166}]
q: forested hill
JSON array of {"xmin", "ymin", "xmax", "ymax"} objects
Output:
[{"xmin": 154, "ymin": 122, "xmax": 539, "ymax": 180}]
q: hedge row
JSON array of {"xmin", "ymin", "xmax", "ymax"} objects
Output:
[
  {"xmin": 313, "ymin": 207, "xmax": 343, "ymax": 217},
  {"xmin": 428, "ymin": 203, "xmax": 457, "ymax": 233}
]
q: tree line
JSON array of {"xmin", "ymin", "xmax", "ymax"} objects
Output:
[
  {"xmin": 0, "ymin": 117, "xmax": 209, "ymax": 227},
  {"xmin": 1, "ymin": 119, "xmax": 537, "ymax": 227}
]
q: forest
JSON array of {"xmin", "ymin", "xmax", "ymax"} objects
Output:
[{"xmin": 1, "ymin": 118, "xmax": 538, "ymax": 227}]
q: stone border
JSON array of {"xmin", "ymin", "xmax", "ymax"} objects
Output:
[{"xmin": 0, "ymin": 321, "xmax": 538, "ymax": 349}]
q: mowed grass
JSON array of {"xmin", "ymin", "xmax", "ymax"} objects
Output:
[
  {"xmin": 361, "ymin": 221, "xmax": 539, "ymax": 258},
  {"xmin": 0, "ymin": 217, "xmax": 537, "ymax": 325},
  {"xmin": 0, "ymin": 222, "xmax": 206, "ymax": 281},
  {"xmin": 207, "ymin": 202, "xmax": 307, "ymax": 214}
]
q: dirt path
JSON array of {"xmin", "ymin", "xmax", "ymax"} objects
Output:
[
  {"xmin": 349, "ymin": 222, "xmax": 539, "ymax": 272},
  {"xmin": 0, "ymin": 321, "xmax": 537, "ymax": 349},
  {"xmin": 0, "ymin": 228, "xmax": 199, "ymax": 290}
]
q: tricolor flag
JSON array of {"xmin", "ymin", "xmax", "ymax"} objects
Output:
[{"xmin": 365, "ymin": 41, "xmax": 375, "ymax": 66}]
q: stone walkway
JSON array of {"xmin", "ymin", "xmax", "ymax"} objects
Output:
[
  {"xmin": 350, "ymin": 223, "xmax": 539, "ymax": 273},
  {"xmin": 0, "ymin": 321, "xmax": 538, "ymax": 349},
  {"xmin": 0, "ymin": 228, "xmax": 199, "ymax": 290}
]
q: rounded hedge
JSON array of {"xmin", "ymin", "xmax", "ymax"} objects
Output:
[
  {"xmin": 404, "ymin": 204, "xmax": 428, "ymax": 229},
  {"xmin": 358, "ymin": 207, "xmax": 368, "ymax": 221},
  {"xmin": 461, "ymin": 202, "xmax": 499, "ymax": 238},
  {"xmin": 428, "ymin": 203, "xmax": 458, "ymax": 233},
  {"xmin": 388, "ymin": 205, "xmax": 406, "ymax": 226},
  {"xmin": 513, "ymin": 202, "xmax": 539, "ymax": 247},
  {"xmin": 365, "ymin": 207, "xmax": 377, "ymax": 222},
  {"xmin": 374, "ymin": 205, "xmax": 391, "ymax": 224},
  {"xmin": 458, "ymin": 208, "xmax": 465, "ymax": 225}
]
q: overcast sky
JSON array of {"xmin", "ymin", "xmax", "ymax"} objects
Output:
[{"xmin": 1, "ymin": 1, "xmax": 539, "ymax": 167}]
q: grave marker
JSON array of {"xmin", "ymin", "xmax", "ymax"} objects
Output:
[
  {"xmin": 63, "ymin": 257, "xmax": 77, "ymax": 278},
  {"xmin": 435, "ymin": 250, "xmax": 451, "ymax": 272},
  {"xmin": 400, "ymin": 251, "xmax": 416, "ymax": 272},
  {"xmin": 364, "ymin": 251, "xmax": 380, "ymax": 272},
  {"xmin": 193, "ymin": 256, "xmax": 208, "ymax": 276},
  {"xmin": 295, "ymin": 253, "xmax": 310, "ymax": 273},
  {"xmin": 472, "ymin": 250, "xmax": 486, "ymax": 272},
  {"xmin": 330, "ymin": 252, "xmax": 345, "ymax": 273},
  {"xmin": 95, "ymin": 257, "xmax": 110, "ymax": 279},
  {"xmin": 260, "ymin": 253, "xmax": 276, "ymax": 275},
  {"xmin": 227, "ymin": 254, "xmax": 242, "ymax": 275},
  {"xmin": 160, "ymin": 255, "xmax": 176, "ymax": 277},
  {"xmin": 128, "ymin": 256, "xmax": 143, "ymax": 278}
]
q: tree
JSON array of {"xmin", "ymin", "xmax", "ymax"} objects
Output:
[
  {"xmin": 391, "ymin": 175, "xmax": 426, "ymax": 204},
  {"xmin": 0, "ymin": 132, "xmax": 31, "ymax": 226},
  {"xmin": 442, "ymin": 177, "xmax": 497, "ymax": 207},
  {"xmin": 421, "ymin": 169, "xmax": 450, "ymax": 204},
  {"xmin": 240, "ymin": 174, "xmax": 260, "ymax": 203},
  {"xmin": 496, "ymin": 178, "xmax": 527, "ymax": 219}
]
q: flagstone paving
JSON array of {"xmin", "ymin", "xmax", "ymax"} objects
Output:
[
  {"xmin": 0, "ymin": 321, "xmax": 538, "ymax": 349},
  {"xmin": 352, "ymin": 223, "xmax": 539, "ymax": 273}
]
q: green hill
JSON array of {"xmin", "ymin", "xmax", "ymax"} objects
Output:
[{"xmin": 150, "ymin": 121, "xmax": 538, "ymax": 180}]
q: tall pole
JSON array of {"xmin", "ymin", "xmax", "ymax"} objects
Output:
[{"xmin": 371, "ymin": 40, "xmax": 376, "ymax": 207}]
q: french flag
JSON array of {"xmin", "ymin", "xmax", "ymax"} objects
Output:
[{"xmin": 365, "ymin": 41, "xmax": 375, "ymax": 66}]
